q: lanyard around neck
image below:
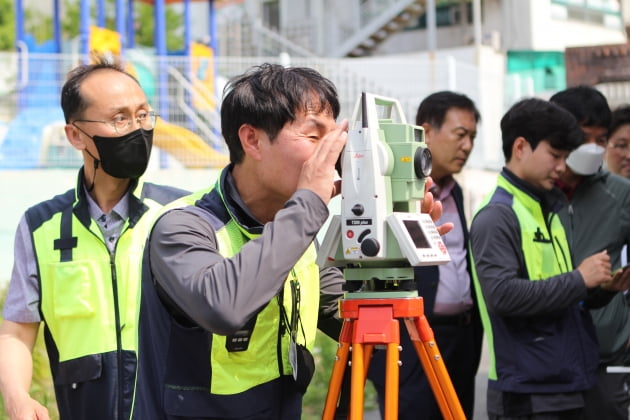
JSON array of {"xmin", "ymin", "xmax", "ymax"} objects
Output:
[{"xmin": 278, "ymin": 269, "xmax": 305, "ymax": 342}]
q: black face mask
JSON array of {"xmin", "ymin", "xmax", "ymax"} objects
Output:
[{"xmin": 91, "ymin": 128, "xmax": 153, "ymax": 179}]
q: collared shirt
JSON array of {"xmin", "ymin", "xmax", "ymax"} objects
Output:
[
  {"xmin": 85, "ymin": 186, "xmax": 129, "ymax": 254},
  {"xmin": 431, "ymin": 177, "xmax": 473, "ymax": 315}
]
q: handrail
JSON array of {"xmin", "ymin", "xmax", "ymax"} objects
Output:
[
  {"xmin": 166, "ymin": 66, "xmax": 224, "ymax": 150},
  {"xmin": 252, "ymin": 22, "xmax": 317, "ymax": 58},
  {"xmin": 330, "ymin": 0, "xmax": 423, "ymax": 57},
  {"xmin": 15, "ymin": 40, "xmax": 29, "ymax": 90}
]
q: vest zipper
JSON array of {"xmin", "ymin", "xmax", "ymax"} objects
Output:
[
  {"xmin": 568, "ymin": 203, "xmax": 574, "ymax": 247},
  {"xmin": 547, "ymin": 212, "xmax": 570, "ymax": 272},
  {"xmin": 109, "ymin": 249, "xmax": 124, "ymax": 420},
  {"xmin": 551, "ymin": 202, "xmax": 589, "ymax": 378},
  {"xmin": 110, "ymin": 222, "xmax": 133, "ymax": 420},
  {"xmin": 83, "ymin": 223, "xmax": 126, "ymax": 419}
]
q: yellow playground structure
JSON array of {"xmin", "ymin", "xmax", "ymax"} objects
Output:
[{"xmin": 154, "ymin": 120, "xmax": 229, "ymax": 169}]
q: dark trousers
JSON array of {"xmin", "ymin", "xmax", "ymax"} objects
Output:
[
  {"xmin": 583, "ymin": 349, "xmax": 630, "ymax": 420},
  {"xmin": 368, "ymin": 318, "xmax": 481, "ymax": 420},
  {"xmin": 166, "ymin": 378, "xmax": 302, "ymax": 420},
  {"xmin": 489, "ymin": 409, "xmax": 585, "ymax": 420}
]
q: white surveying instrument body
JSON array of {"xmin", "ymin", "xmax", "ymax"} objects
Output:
[{"xmin": 317, "ymin": 92, "xmax": 450, "ymax": 282}]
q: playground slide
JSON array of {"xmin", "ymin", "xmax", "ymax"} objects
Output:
[{"xmin": 154, "ymin": 121, "xmax": 228, "ymax": 169}]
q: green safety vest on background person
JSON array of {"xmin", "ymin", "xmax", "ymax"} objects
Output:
[{"xmin": 471, "ymin": 171, "xmax": 598, "ymax": 394}]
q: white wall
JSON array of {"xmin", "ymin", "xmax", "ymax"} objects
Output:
[
  {"xmin": 486, "ymin": 0, "xmax": 533, "ymax": 51},
  {"xmin": 476, "ymin": 46, "xmax": 506, "ymax": 169},
  {"xmin": 373, "ymin": 24, "xmax": 477, "ymax": 55},
  {"xmin": 340, "ymin": 45, "xmax": 505, "ymax": 171},
  {"xmin": 530, "ymin": 1, "xmax": 625, "ymax": 50}
]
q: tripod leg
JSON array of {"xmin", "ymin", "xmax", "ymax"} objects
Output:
[
  {"xmin": 322, "ymin": 320, "xmax": 352, "ymax": 420},
  {"xmin": 383, "ymin": 341, "xmax": 400, "ymax": 420},
  {"xmin": 363, "ymin": 344, "xmax": 374, "ymax": 381},
  {"xmin": 404, "ymin": 317, "xmax": 466, "ymax": 420},
  {"xmin": 350, "ymin": 342, "xmax": 366, "ymax": 420}
]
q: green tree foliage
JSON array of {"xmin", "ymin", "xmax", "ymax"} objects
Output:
[
  {"xmin": 0, "ymin": 286, "xmax": 59, "ymax": 420},
  {"xmin": 135, "ymin": 2, "xmax": 184, "ymax": 51},
  {"xmin": 25, "ymin": 8, "xmax": 53, "ymax": 45},
  {"xmin": 0, "ymin": 0, "xmax": 15, "ymax": 50},
  {"xmin": 61, "ymin": 0, "xmax": 81, "ymax": 40},
  {"xmin": 301, "ymin": 331, "xmax": 377, "ymax": 419},
  {"xmin": 16, "ymin": 0, "xmax": 183, "ymax": 51}
]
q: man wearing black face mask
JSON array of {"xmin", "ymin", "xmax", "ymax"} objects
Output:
[
  {"xmin": 0, "ymin": 56, "xmax": 187, "ymax": 420},
  {"xmin": 72, "ymin": 115, "xmax": 154, "ymax": 181}
]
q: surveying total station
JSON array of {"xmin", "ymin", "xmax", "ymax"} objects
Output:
[{"xmin": 318, "ymin": 93, "xmax": 466, "ymax": 420}]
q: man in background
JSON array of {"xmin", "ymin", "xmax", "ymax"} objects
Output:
[
  {"xmin": 368, "ymin": 91, "xmax": 483, "ymax": 419},
  {"xmin": 471, "ymin": 97, "xmax": 626, "ymax": 419},
  {"xmin": 0, "ymin": 56, "xmax": 187, "ymax": 420},
  {"xmin": 606, "ymin": 104, "xmax": 630, "ymax": 179},
  {"xmin": 551, "ymin": 86, "xmax": 630, "ymax": 420}
]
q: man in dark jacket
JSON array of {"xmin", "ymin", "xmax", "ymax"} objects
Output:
[
  {"xmin": 471, "ymin": 97, "xmax": 627, "ymax": 420},
  {"xmin": 368, "ymin": 91, "xmax": 483, "ymax": 419},
  {"xmin": 551, "ymin": 86, "xmax": 630, "ymax": 420}
]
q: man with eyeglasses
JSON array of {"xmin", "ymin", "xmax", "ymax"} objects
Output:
[
  {"xmin": 606, "ymin": 105, "xmax": 630, "ymax": 271},
  {"xmin": 551, "ymin": 86, "xmax": 630, "ymax": 420},
  {"xmin": 0, "ymin": 56, "xmax": 187, "ymax": 420},
  {"xmin": 606, "ymin": 105, "xmax": 630, "ymax": 179}
]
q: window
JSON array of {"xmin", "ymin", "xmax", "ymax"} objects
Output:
[
  {"xmin": 262, "ymin": 0, "xmax": 280, "ymax": 31},
  {"xmin": 406, "ymin": 1, "xmax": 473, "ymax": 30},
  {"xmin": 551, "ymin": 0, "xmax": 621, "ymax": 28}
]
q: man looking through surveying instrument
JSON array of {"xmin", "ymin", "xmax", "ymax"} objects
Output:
[
  {"xmin": 471, "ymin": 97, "xmax": 630, "ymax": 420},
  {"xmin": 132, "ymin": 63, "xmax": 450, "ymax": 419},
  {"xmin": 368, "ymin": 91, "xmax": 483, "ymax": 420}
]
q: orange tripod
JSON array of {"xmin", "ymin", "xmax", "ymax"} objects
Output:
[{"xmin": 322, "ymin": 296, "xmax": 466, "ymax": 420}]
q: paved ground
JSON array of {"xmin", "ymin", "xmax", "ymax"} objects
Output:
[{"xmin": 474, "ymin": 344, "xmax": 490, "ymax": 419}]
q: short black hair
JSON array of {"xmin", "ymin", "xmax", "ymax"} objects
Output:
[
  {"xmin": 501, "ymin": 98, "xmax": 583, "ymax": 161},
  {"xmin": 61, "ymin": 53, "xmax": 140, "ymax": 123},
  {"xmin": 549, "ymin": 85, "xmax": 611, "ymax": 130},
  {"xmin": 220, "ymin": 63, "xmax": 340, "ymax": 164},
  {"xmin": 610, "ymin": 104, "xmax": 630, "ymax": 137},
  {"xmin": 415, "ymin": 91, "xmax": 480, "ymax": 127}
]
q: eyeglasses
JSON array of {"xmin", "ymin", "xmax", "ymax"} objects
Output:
[
  {"xmin": 73, "ymin": 111, "xmax": 158, "ymax": 134},
  {"xmin": 610, "ymin": 142, "xmax": 630, "ymax": 153}
]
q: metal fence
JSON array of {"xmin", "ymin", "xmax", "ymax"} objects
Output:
[
  {"xmin": 0, "ymin": 52, "xmax": 406, "ymax": 170},
  {"xmin": 0, "ymin": 50, "xmax": 508, "ymax": 171}
]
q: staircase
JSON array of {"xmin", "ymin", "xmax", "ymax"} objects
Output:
[
  {"xmin": 217, "ymin": 0, "xmax": 427, "ymax": 58},
  {"xmin": 332, "ymin": 0, "xmax": 426, "ymax": 57}
]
